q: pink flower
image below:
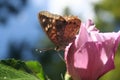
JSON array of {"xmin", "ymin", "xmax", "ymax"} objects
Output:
[{"xmin": 65, "ymin": 20, "xmax": 120, "ymax": 80}]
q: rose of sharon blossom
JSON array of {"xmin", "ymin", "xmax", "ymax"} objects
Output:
[{"xmin": 65, "ymin": 20, "xmax": 120, "ymax": 80}]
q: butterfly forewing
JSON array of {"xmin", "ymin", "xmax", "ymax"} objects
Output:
[{"xmin": 38, "ymin": 11, "xmax": 81, "ymax": 50}]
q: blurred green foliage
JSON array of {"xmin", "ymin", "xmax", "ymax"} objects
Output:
[{"xmin": 94, "ymin": 0, "xmax": 120, "ymax": 32}]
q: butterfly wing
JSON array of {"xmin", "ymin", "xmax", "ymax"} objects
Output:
[
  {"xmin": 38, "ymin": 11, "xmax": 67, "ymax": 48},
  {"xmin": 38, "ymin": 11, "xmax": 81, "ymax": 50},
  {"xmin": 62, "ymin": 16, "xmax": 81, "ymax": 46}
]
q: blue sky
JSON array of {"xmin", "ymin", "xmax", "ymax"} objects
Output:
[
  {"xmin": 48, "ymin": 0, "xmax": 99, "ymax": 21},
  {"xmin": 0, "ymin": 0, "xmax": 99, "ymax": 59}
]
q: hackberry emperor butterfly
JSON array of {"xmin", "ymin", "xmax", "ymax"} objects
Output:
[{"xmin": 38, "ymin": 11, "xmax": 81, "ymax": 51}]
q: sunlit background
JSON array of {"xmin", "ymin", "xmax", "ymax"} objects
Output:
[{"xmin": 0, "ymin": 0, "xmax": 120, "ymax": 80}]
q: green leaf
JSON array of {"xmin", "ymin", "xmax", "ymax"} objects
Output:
[
  {"xmin": 0, "ymin": 59, "xmax": 45, "ymax": 80},
  {"xmin": 26, "ymin": 61, "xmax": 45, "ymax": 80}
]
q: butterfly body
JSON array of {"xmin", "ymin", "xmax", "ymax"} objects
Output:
[{"xmin": 38, "ymin": 11, "xmax": 81, "ymax": 50}]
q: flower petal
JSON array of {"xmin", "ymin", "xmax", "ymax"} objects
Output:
[{"xmin": 65, "ymin": 19, "xmax": 120, "ymax": 80}]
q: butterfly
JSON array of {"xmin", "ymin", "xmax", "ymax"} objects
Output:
[{"xmin": 38, "ymin": 11, "xmax": 81, "ymax": 51}]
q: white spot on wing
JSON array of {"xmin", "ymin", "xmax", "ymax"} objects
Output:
[
  {"xmin": 45, "ymin": 27, "xmax": 48, "ymax": 31},
  {"xmin": 42, "ymin": 19, "xmax": 45, "ymax": 22}
]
